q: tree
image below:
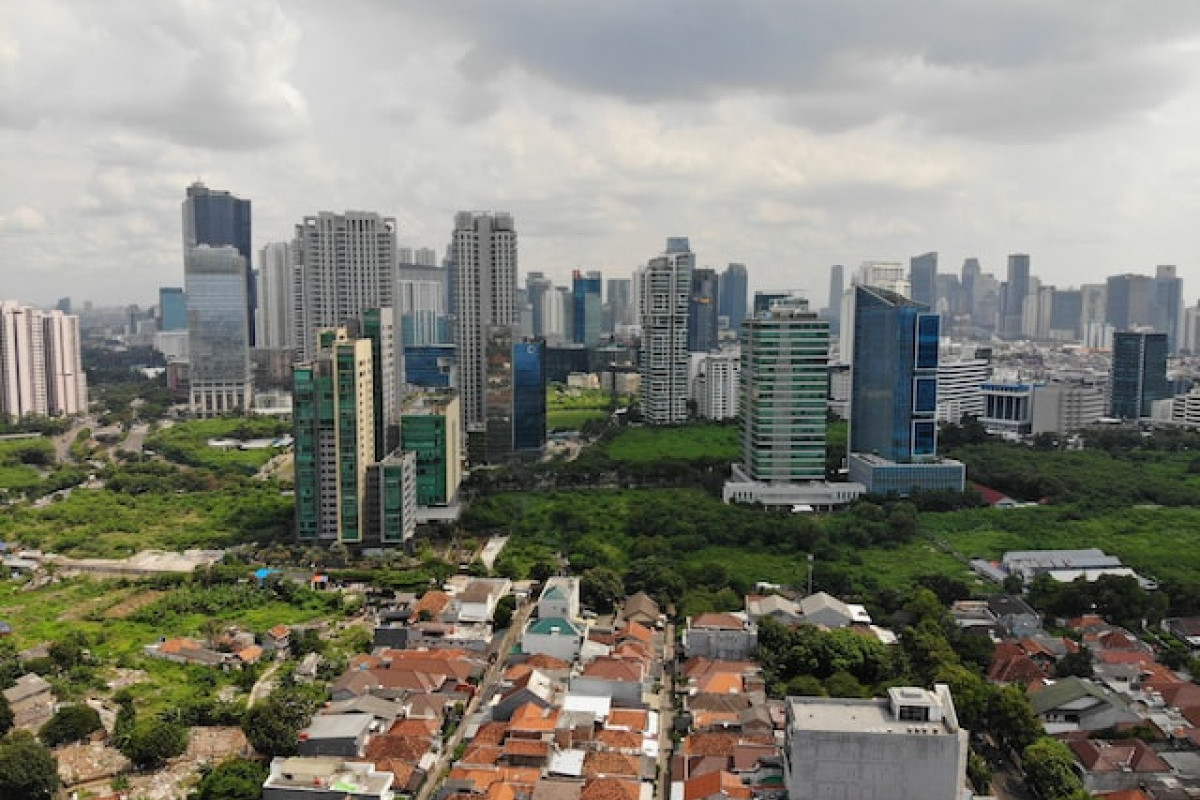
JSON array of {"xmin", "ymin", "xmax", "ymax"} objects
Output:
[
  {"xmin": 121, "ymin": 718, "xmax": 188, "ymax": 768},
  {"xmin": 39, "ymin": 704, "xmax": 102, "ymax": 747},
  {"xmin": 1022, "ymin": 737, "xmax": 1086, "ymax": 800},
  {"xmin": 989, "ymin": 684, "xmax": 1043, "ymax": 754},
  {"xmin": 493, "ymin": 595, "xmax": 517, "ymax": 629},
  {"xmin": 190, "ymin": 757, "xmax": 268, "ymax": 800},
  {"xmin": 580, "ymin": 567, "xmax": 624, "ymax": 614},
  {"xmin": 1055, "ymin": 646, "xmax": 1094, "ymax": 679},
  {"xmin": 243, "ymin": 695, "xmax": 310, "ymax": 757},
  {"xmin": 0, "ymin": 730, "xmax": 59, "ymax": 800},
  {"xmin": 967, "ymin": 749, "xmax": 992, "ymax": 795}
]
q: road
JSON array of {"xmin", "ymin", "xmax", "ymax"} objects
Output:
[
  {"xmin": 248, "ymin": 661, "xmax": 283, "ymax": 707},
  {"xmin": 51, "ymin": 417, "xmax": 90, "ymax": 464},
  {"xmin": 123, "ymin": 423, "xmax": 150, "ymax": 454},
  {"xmin": 416, "ymin": 598, "xmax": 536, "ymax": 800},
  {"xmin": 656, "ymin": 622, "xmax": 675, "ymax": 800}
]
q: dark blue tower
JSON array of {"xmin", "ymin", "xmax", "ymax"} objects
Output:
[{"xmin": 183, "ymin": 182, "xmax": 254, "ymax": 344}]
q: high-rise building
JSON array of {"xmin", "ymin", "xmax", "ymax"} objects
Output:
[
  {"xmin": 400, "ymin": 391, "xmax": 463, "ymax": 507},
  {"xmin": 1000, "ymin": 254, "xmax": 1031, "ymax": 339},
  {"xmin": 1109, "ymin": 331, "xmax": 1168, "ymax": 419},
  {"xmin": 718, "ymin": 263, "xmax": 748, "ymax": 333},
  {"xmin": 159, "ymin": 287, "xmax": 187, "ymax": 332},
  {"xmin": 183, "ymin": 182, "xmax": 253, "ymax": 345},
  {"xmin": 185, "ymin": 245, "xmax": 252, "ymax": 416},
  {"xmin": 294, "ymin": 327, "xmax": 415, "ymax": 547},
  {"xmin": 452, "ymin": 212, "xmax": 518, "ymax": 432},
  {"xmin": 847, "ymin": 286, "xmax": 964, "ymax": 494},
  {"xmin": 691, "ymin": 350, "xmax": 740, "ymax": 421},
  {"xmin": 256, "ymin": 242, "xmax": 292, "ymax": 350},
  {"xmin": 753, "ymin": 292, "xmax": 790, "ymax": 315},
  {"xmin": 856, "ymin": 261, "xmax": 909, "ymax": 296},
  {"xmin": 723, "ymin": 298, "xmax": 863, "ymax": 508},
  {"xmin": 1049, "ymin": 289, "xmax": 1082, "ymax": 341},
  {"xmin": 1184, "ymin": 302, "xmax": 1200, "ymax": 354},
  {"xmin": 481, "ymin": 327, "xmax": 546, "ymax": 462},
  {"xmin": 572, "ymin": 270, "xmax": 603, "ymax": 346},
  {"xmin": 344, "ymin": 308, "xmax": 400, "ymax": 458},
  {"xmin": 397, "ymin": 267, "xmax": 448, "ymax": 347},
  {"xmin": 526, "ymin": 272, "xmax": 554, "ymax": 338},
  {"xmin": 0, "ymin": 302, "xmax": 86, "ymax": 418},
  {"xmin": 1155, "ymin": 265, "xmax": 1183, "ymax": 353},
  {"xmin": 639, "ymin": 239, "xmax": 693, "ymax": 425},
  {"xmin": 936, "ymin": 355, "xmax": 991, "ymax": 423},
  {"xmin": 292, "ymin": 211, "xmax": 398, "ymax": 361},
  {"xmin": 909, "ymin": 252, "xmax": 937, "ymax": 309},
  {"xmin": 825, "ymin": 264, "xmax": 844, "ymax": 335},
  {"xmin": 688, "ymin": 267, "xmax": 720, "ymax": 353},
  {"xmin": 604, "ymin": 278, "xmax": 633, "ymax": 333},
  {"xmin": 1105, "ymin": 273, "xmax": 1156, "ymax": 333}
]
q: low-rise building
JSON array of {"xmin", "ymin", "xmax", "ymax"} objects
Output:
[
  {"xmin": 298, "ymin": 714, "xmax": 374, "ymax": 758},
  {"xmin": 263, "ymin": 757, "xmax": 395, "ymax": 800},
  {"xmin": 684, "ymin": 613, "xmax": 758, "ymax": 661}
]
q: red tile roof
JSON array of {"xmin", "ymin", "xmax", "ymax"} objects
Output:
[
  {"xmin": 580, "ymin": 777, "xmax": 639, "ymax": 800},
  {"xmin": 683, "ymin": 770, "xmax": 751, "ymax": 800}
]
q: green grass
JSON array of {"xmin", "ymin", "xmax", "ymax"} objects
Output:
[
  {"xmin": 146, "ymin": 418, "xmax": 289, "ymax": 474},
  {"xmin": 604, "ymin": 423, "xmax": 740, "ymax": 463},
  {"xmin": 548, "ymin": 409, "xmax": 608, "ymax": 430},
  {"xmin": 0, "ymin": 438, "xmax": 53, "ymax": 491}
]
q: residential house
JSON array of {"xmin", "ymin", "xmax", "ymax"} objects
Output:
[
  {"xmin": 262, "ymin": 757, "xmax": 395, "ymax": 800},
  {"xmin": 1028, "ymin": 677, "xmax": 1140, "ymax": 733},
  {"xmin": 797, "ymin": 593, "xmax": 870, "ymax": 630},
  {"xmin": 3, "ymin": 672, "xmax": 54, "ymax": 730},
  {"xmin": 619, "ymin": 592, "xmax": 660, "ymax": 626},
  {"xmin": 538, "ymin": 577, "xmax": 581, "ymax": 621},
  {"xmin": 297, "ymin": 714, "xmax": 374, "ymax": 758},
  {"xmin": 495, "ymin": 669, "xmax": 561, "ymax": 722},
  {"xmin": 987, "ymin": 594, "xmax": 1042, "ymax": 639},
  {"xmin": 263, "ymin": 624, "xmax": 292, "ymax": 654},
  {"xmin": 453, "ymin": 578, "xmax": 512, "ymax": 624},
  {"xmin": 522, "ymin": 617, "xmax": 586, "ymax": 663},
  {"xmin": 684, "ymin": 613, "xmax": 758, "ymax": 660},
  {"xmin": 1066, "ymin": 736, "xmax": 1173, "ymax": 794},
  {"xmin": 744, "ymin": 595, "xmax": 803, "ymax": 627},
  {"xmin": 570, "ymin": 657, "xmax": 648, "ymax": 708}
]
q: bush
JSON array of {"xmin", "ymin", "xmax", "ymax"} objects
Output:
[
  {"xmin": 121, "ymin": 719, "xmax": 188, "ymax": 768},
  {"xmin": 39, "ymin": 704, "xmax": 102, "ymax": 747}
]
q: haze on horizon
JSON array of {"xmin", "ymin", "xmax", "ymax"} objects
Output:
[{"xmin": 4, "ymin": 0, "xmax": 1200, "ymax": 308}]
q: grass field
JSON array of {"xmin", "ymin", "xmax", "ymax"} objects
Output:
[
  {"xmin": 0, "ymin": 438, "xmax": 52, "ymax": 491},
  {"xmin": 548, "ymin": 408, "xmax": 609, "ymax": 431},
  {"xmin": 146, "ymin": 418, "xmax": 289, "ymax": 474},
  {"xmin": 546, "ymin": 386, "xmax": 624, "ymax": 432},
  {"xmin": 604, "ymin": 423, "xmax": 740, "ymax": 462}
]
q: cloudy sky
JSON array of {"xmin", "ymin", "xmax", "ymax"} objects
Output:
[{"xmin": 5, "ymin": 1, "xmax": 1200, "ymax": 309}]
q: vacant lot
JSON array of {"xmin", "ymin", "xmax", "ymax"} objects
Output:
[{"xmin": 604, "ymin": 423, "xmax": 740, "ymax": 463}]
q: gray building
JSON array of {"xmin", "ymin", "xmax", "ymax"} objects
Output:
[
  {"xmin": 639, "ymin": 238, "xmax": 693, "ymax": 424},
  {"xmin": 909, "ymin": 251, "xmax": 937, "ymax": 309},
  {"xmin": 683, "ymin": 612, "xmax": 758, "ymax": 660},
  {"xmin": 719, "ymin": 262, "xmax": 748, "ymax": 333},
  {"xmin": 784, "ymin": 685, "xmax": 969, "ymax": 800},
  {"xmin": 185, "ymin": 245, "xmax": 252, "ymax": 416}
]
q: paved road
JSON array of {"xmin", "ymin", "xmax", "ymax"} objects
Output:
[
  {"xmin": 124, "ymin": 423, "xmax": 150, "ymax": 454},
  {"xmin": 417, "ymin": 598, "xmax": 535, "ymax": 800}
]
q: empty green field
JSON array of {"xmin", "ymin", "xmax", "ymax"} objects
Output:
[{"xmin": 604, "ymin": 423, "xmax": 740, "ymax": 463}]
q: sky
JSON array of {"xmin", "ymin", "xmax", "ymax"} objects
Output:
[{"xmin": 5, "ymin": 1, "xmax": 1200, "ymax": 309}]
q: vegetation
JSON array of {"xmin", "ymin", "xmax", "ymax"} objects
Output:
[
  {"xmin": 546, "ymin": 386, "xmax": 628, "ymax": 432},
  {"xmin": 39, "ymin": 704, "xmax": 103, "ymax": 747},
  {"xmin": 603, "ymin": 421, "xmax": 739, "ymax": 463},
  {"xmin": 120, "ymin": 717, "xmax": 189, "ymax": 768},
  {"xmin": 191, "ymin": 757, "xmax": 269, "ymax": 800},
  {"xmin": 0, "ymin": 730, "xmax": 58, "ymax": 800},
  {"xmin": 243, "ymin": 686, "xmax": 326, "ymax": 757},
  {"xmin": 146, "ymin": 418, "xmax": 290, "ymax": 474}
]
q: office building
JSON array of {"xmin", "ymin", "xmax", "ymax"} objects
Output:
[
  {"xmin": 404, "ymin": 344, "xmax": 456, "ymax": 389},
  {"xmin": 526, "ymin": 272, "xmax": 554, "ymax": 338},
  {"xmin": 293, "ymin": 328, "xmax": 414, "ymax": 548},
  {"xmin": 185, "ymin": 245, "xmax": 253, "ymax": 417},
  {"xmin": 723, "ymin": 298, "xmax": 863, "ymax": 508},
  {"xmin": 256, "ymin": 242, "xmax": 293, "ymax": 350},
  {"xmin": 452, "ymin": 212, "xmax": 518, "ymax": 432},
  {"xmin": 1105, "ymin": 273, "xmax": 1156, "ymax": 334},
  {"xmin": 604, "ymin": 277, "xmax": 632, "ymax": 333},
  {"xmin": 688, "ymin": 267, "xmax": 720, "ymax": 352},
  {"xmin": 1032, "ymin": 381, "xmax": 1107, "ymax": 434},
  {"xmin": 1000, "ymin": 253, "xmax": 1031, "ymax": 339},
  {"xmin": 1184, "ymin": 302, "xmax": 1200, "ymax": 354},
  {"xmin": 481, "ymin": 327, "xmax": 546, "ymax": 462},
  {"xmin": 400, "ymin": 392, "xmax": 463, "ymax": 507},
  {"xmin": 396, "ymin": 273, "xmax": 448, "ymax": 347},
  {"xmin": 909, "ymin": 251, "xmax": 937, "ymax": 309},
  {"xmin": 639, "ymin": 239, "xmax": 693, "ymax": 425},
  {"xmin": 159, "ymin": 287, "xmax": 187, "ymax": 332},
  {"xmin": 571, "ymin": 270, "xmax": 603, "ymax": 346},
  {"xmin": 292, "ymin": 211, "xmax": 398, "ymax": 362},
  {"xmin": 980, "ymin": 382, "xmax": 1036, "ymax": 438},
  {"xmin": 0, "ymin": 302, "xmax": 87, "ymax": 418},
  {"xmin": 825, "ymin": 264, "xmax": 843, "ymax": 335},
  {"xmin": 1110, "ymin": 331, "xmax": 1168, "ymax": 419},
  {"xmin": 691, "ymin": 350, "xmax": 739, "ymax": 421},
  {"xmin": 1155, "ymin": 265, "xmax": 1183, "ymax": 352},
  {"xmin": 753, "ymin": 292, "xmax": 789, "ymax": 315},
  {"xmin": 718, "ymin": 263, "xmax": 748, "ymax": 333},
  {"xmin": 784, "ymin": 685, "xmax": 969, "ymax": 800},
  {"xmin": 856, "ymin": 261, "xmax": 909, "ymax": 296},
  {"xmin": 183, "ymin": 182, "xmax": 253, "ymax": 345},
  {"xmin": 1049, "ymin": 289, "xmax": 1083, "ymax": 341},
  {"xmin": 847, "ymin": 286, "xmax": 965, "ymax": 494}
]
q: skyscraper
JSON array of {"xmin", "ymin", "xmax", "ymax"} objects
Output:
[
  {"xmin": 185, "ymin": 245, "xmax": 252, "ymax": 416},
  {"xmin": 1000, "ymin": 254, "xmax": 1031, "ymax": 339},
  {"xmin": 688, "ymin": 267, "xmax": 720, "ymax": 353},
  {"xmin": 639, "ymin": 239, "xmax": 692, "ymax": 425},
  {"xmin": 256, "ymin": 242, "xmax": 293, "ymax": 350},
  {"xmin": 1155, "ymin": 265, "xmax": 1183, "ymax": 353},
  {"xmin": 0, "ymin": 302, "xmax": 86, "ymax": 418},
  {"xmin": 605, "ymin": 278, "xmax": 633, "ymax": 332},
  {"xmin": 183, "ymin": 182, "xmax": 253, "ymax": 345},
  {"xmin": 1109, "ymin": 331, "xmax": 1168, "ymax": 419},
  {"xmin": 526, "ymin": 272, "xmax": 554, "ymax": 338},
  {"xmin": 452, "ymin": 211, "xmax": 518, "ymax": 432},
  {"xmin": 909, "ymin": 252, "xmax": 938, "ymax": 309},
  {"xmin": 826, "ymin": 264, "xmax": 844, "ymax": 335},
  {"xmin": 158, "ymin": 287, "xmax": 187, "ymax": 332},
  {"xmin": 719, "ymin": 263, "xmax": 748, "ymax": 333},
  {"xmin": 847, "ymin": 286, "xmax": 964, "ymax": 494},
  {"xmin": 1105, "ymin": 273, "xmax": 1155, "ymax": 332},
  {"xmin": 292, "ymin": 211, "xmax": 398, "ymax": 362},
  {"xmin": 572, "ymin": 270, "xmax": 603, "ymax": 346},
  {"xmin": 512, "ymin": 338, "xmax": 547, "ymax": 452}
]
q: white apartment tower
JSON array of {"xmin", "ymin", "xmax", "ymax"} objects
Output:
[
  {"xmin": 452, "ymin": 212, "xmax": 518, "ymax": 431},
  {"xmin": 293, "ymin": 212, "xmax": 398, "ymax": 361},
  {"xmin": 257, "ymin": 241, "xmax": 294, "ymax": 350},
  {"xmin": 639, "ymin": 239, "xmax": 693, "ymax": 425},
  {"xmin": 0, "ymin": 302, "xmax": 87, "ymax": 418},
  {"xmin": 692, "ymin": 350, "xmax": 740, "ymax": 420}
]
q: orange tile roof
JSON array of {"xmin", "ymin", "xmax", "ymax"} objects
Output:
[
  {"xmin": 487, "ymin": 782, "xmax": 517, "ymax": 800},
  {"xmin": 690, "ymin": 613, "xmax": 746, "ymax": 630},
  {"xmin": 415, "ymin": 590, "xmax": 452, "ymax": 617},
  {"xmin": 582, "ymin": 658, "xmax": 643, "ymax": 683},
  {"xmin": 510, "ymin": 702, "xmax": 561, "ymax": 732},
  {"xmin": 237, "ymin": 645, "xmax": 263, "ymax": 663},
  {"xmin": 473, "ymin": 722, "xmax": 510, "ymax": 746},
  {"xmin": 595, "ymin": 730, "xmax": 642, "ymax": 752},
  {"xmin": 696, "ymin": 673, "xmax": 742, "ymax": 695},
  {"xmin": 461, "ymin": 745, "xmax": 504, "ymax": 765},
  {"xmin": 388, "ymin": 718, "xmax": 440, "ymax": 738},
  {"xmin": 526, "ymin": 654, "xmax": 572, "ymax": 670},
  {"xmin": 580, "ymin": 777, "xmax": 639, "ymax": 800},
  {"xmin": 367, "ymin": 734, "xmax": 434, "ymax": 763},
  {"xmin": 371, "ymin": 759, "xmax": 416, "ymax": 788},
  {"xmin": 683, "ymin": 770, "xmax": 751, "ymax": 800},
  {"xmin": 268, "ymin": 624, "xmax": 290, "ymax": 638},
  {"xmin": 583, "ymin": 752, "xmax": 641, "ymax": 779},
  {"xmin": 607, "ymin": 710, "xmax": 649, "ymax": 733},
  {"xmin": 618, "ymin": 621, "xmax": 653, "ymax": 645},
  {"xmin": 451, "ymin": 766, "xmax": 544, "ymax": 792},
  {"xmin": 685, "ymin": 733, "xmax": 773, "ymax": 758},
  {"xmin": 504, "ymin": 739, "xmax": 552, "ymax": 758},
  {"xmin": 691, "ymin": 711, "xmax": 740, "ymax": 730}
]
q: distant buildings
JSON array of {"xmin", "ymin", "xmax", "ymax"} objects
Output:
[
  {"xmin": 688, "ymin": 267, "xmax": 720, "ymax": 353},
  {"xmin": 1109, "ymin": 331, "xmax": 1168, "ymax": 419},
  {"xmin": 909, "ymin": 251, "xmax": 937, "ymax": 309},
  {"xmin": 185, "ymin": 245, "xmax": 253, "ymax": 417},
  {"xmin": 256, "ymin": 241, "xmax": 293, "ymax": 350},
  {"xmin": 572, "ymin": 270, "xmax": 602, "ymax": 346},
  {"xmin": 847, "ymin": 286, "xmax": 964, "ymax": 494},
  {"xmin": 639, "ymin": 238, "xmax": 693, "ymax": 425},
  {"xmin": 400, "ymin": 392, "xmax": 463, "ymax": 507},
  {"xmin": 691, "ymin": 350, "xmax": 739, "ymax": 421},
  {"xmin": 0, "ymin": 302, "xmax": 87, "ymax": 418},
  {"xmin": 483, "ymin": 329, "xmax": 547, "ymax": 462},
  {"xmin": 1000, "ymin": 253, "xmax": 1031, "ymax": 339},
  {"xmin": 718, "ymin": 263, "xmax": 748, "ymax": 333}
]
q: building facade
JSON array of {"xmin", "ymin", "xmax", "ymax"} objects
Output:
[
  {"xmin": 159, "ymin": 287, "xmax": 187, "ymax": 331},
  {"xmin": 256, "ymin": 242, "xmax": 293, "ymax": 350},
  {"xmin": 639, "ymin": 239, "xmax": 693, "ymax": 425},
  {"xmin": 909, "ymin": 251, "xmax": 937, "ymax": 309},
  {"xmin": 185, "ymin": 245, "xmax": 253, "ymax": 416},
  {"xmin": 452, "ymin": 212, "xmax": 518, "ymax": 432},
  {"xmin": 1110, "ymin": 331, "xmax": 1168, "ymax": 419},
  {"xmin": 692, "ymin": 350, "xmax": 740, "ymax": 421},
  {"xmin": 400, "ymin": 392, "xmax": 463, "ymax": 506},
  {"xmin": 571, "ymin": 270, "xmax": 603, "ymax": 346},
  {"xmin": 688, "ymin": 267, "xmax": 720, "ymax": 353},
  {"xmin": 0, "ymin": 303, "xmax": 86, "ymax": 418},
  {"xmin": 183, "ymin": 182, "xmax": 253, "ymax": 345},
  {"xmin": 719, "ymin": 262, "xmax": 748, "ymax": 334}
]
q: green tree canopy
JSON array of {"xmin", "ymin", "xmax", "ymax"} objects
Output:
[
  {"xmin": 190, "ymin": 757, "xmax": 269, "ymax": 800},
  {"xmin": 121, "ymin": 718, "xmax": 188, "ymax": 768},
  {"xmin": 0, "ymin": 730, "xmax": 58, "ymax": 800},
  {"xmin": 39, "ymin": 704, "xmax": 102, "ymax": 747},
  {"xmin": 1022, "ymin": 737, "xmax": 1086, "ymax": 800}
]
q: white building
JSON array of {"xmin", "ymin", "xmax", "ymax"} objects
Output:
[
  {"xmin": 855, "ymin": 261, "xmax": 910, "ymax": 297},
  {"xmin": 451, "ymin": 212, "xmax": 518, "ymax": 431},
  {"xmin": 292, "ymin": 212, "xmax": 398, "ymax": 361},
  {"xmin": 0, "ymin": 303, "xmax": 87, "ymax": 418},
  {"xmin": 692, "ymin": 350, "xmax": 740, "ymax": 420},
  {"xmin": 186, "ymin": 245, "xmax": 253, "ymax": 416},
  {"xmin": 257, "ymin": 241, "xmax": 294, "ymax": 351},
  {"xmin": 639, "ymin": 239, "xmax": 693, "ymax": 425},
  {"xmin": 936, "ymin": 356, "xmax": 990, "ymax": 423},
  {"xmin": 784, "ymin": 685, "xmax": 969, "ymax": 800}
]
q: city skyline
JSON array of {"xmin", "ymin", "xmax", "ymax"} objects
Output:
[{"xmin": 7, "ymin": 3, "xmax": 1200, "ymax": 307}]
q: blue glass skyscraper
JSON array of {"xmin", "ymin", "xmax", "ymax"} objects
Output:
[
  {"xmin": 572, "ymin": 270, "xmax": 602, "ymax": 346},
  {"xmin": 718, "ymin": 263, "xmax": 748, "ymax": 333},
  {"xmin": 159, "ymin": 287, "xmax": 187, "ymax": 331},
  {"xmin": 183, "ymin": 182, "xmax": 254, "ymax": 345},
  {"xmin": 512, "ymin": 338, "xmax": 547, "ymax": 451}
]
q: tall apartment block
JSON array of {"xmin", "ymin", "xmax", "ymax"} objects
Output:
[
  {"xmin": 0, "ymin": 302, "xmax": 87, "ymax": 418},
  {"xmin": 1109, "ymin": 331, "xmax": 1168, "ymax": 419},
  {"xmin": 292, "ymin": 212, "xmax": 398, "ymax": 362},
  {"xmin": 1000, "ymin": 253, "xmax": 1031, "ymax": 339},
  {"xmin": 293, "ymin": 328, "xmax": 415, "ymax": 548},
  {"xmin": 256, "ymin": 241, "xmax": 293, "ymax": 350},
  {"xmin": 185, "ymin": 245, "xmax": 253, "ymax": 416},
  {"xmin": 825, "ymin": 264, "xmax": 844, "ymax": 335},
  {"xmin": 481, "ymin": 328, "xmax": 546, "ymax": 463},
  {"xmin": 451, "ymin": 212, "xmax": 517, "ymax": 433},
  {"xmin": 639, "ymin": 239, "xmax": 693, "ymax": 425},
  {"xmin": 183, "ymin": 182, "xmax": 253, "ymax": 345},
  {"xmin": 723, "ymin": 298, "xmax": 862, "ymax": 508},
  {"xmin": 847, "ymin": 286, "xmax": 965, "ymax": 494},
  {"xmin": 692, "ymin": 351, "xmax": 739, "ymax": 421}
]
